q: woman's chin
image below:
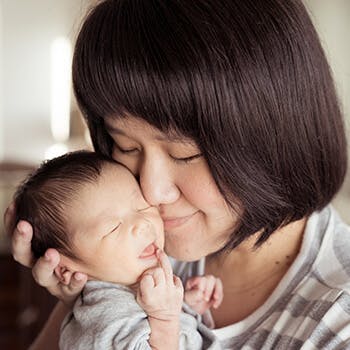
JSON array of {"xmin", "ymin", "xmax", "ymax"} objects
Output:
[{"xmin": 165, "ymin": 241, "xmax": 204, "ymax": 262}]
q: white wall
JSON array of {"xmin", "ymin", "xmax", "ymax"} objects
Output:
[
  {"xmin": 1, "ymin": 0, "xmax": 90, "ymax": 165},
  {"xmin": 304, "ymin": 0, "xmax": 350, "ymax": 220},
  {"xmin": 304, "ymin": 0, "xmax": 350, "ymax": 127}
]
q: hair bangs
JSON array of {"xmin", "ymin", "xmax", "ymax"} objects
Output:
[{"xmin": 73, "ymin": 0, "xmax": 217, "ymax": 138}]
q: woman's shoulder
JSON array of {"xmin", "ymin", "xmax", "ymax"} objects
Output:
[{"xmin": 310, "ymin": 205, "xmax": 350, "ymax": 292}]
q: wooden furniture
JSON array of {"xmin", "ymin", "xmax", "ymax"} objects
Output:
[{"xmin": 0, "ymin": 162, "xmax": 56, "ymax": 349}]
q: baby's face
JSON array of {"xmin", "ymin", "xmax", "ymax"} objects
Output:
[{"xmin": 66, "ymin": 163, "xmax": 164, "ymax": 285}]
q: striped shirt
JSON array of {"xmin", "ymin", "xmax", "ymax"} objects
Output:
[{"xmin": 172, "ymin": 206, "xmax": 350, "ymax": 349}]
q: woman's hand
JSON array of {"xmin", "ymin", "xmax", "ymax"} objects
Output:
[{"xmin": 4, "ymin": 202, "xmax": 87, "ymax": 307}]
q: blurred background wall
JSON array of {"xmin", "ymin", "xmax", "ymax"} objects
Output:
[
  {"xmin": 0, "ymin": 0, "xmax": 91, "ymax": 164},
  {"xmin": 304, "ymin": 0, "xmax": 350, "ymax": 221}
]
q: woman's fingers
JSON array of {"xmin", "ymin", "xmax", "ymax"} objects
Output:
[
  {"xmin": 11, "ymin": 220, "xmax": 35, "ymax": 267},
  {"xmin": 66, "ymin": 272, "xmax": 87, "ymax": 294},
  {"xmin": 71, "ymin": 272, "xmax": 87, "ymax": 286},
  {"xmin": 5, "ymin": 202, "xmax": 87, "ymax": 305},
  {"xmin": 4, "ymin": 203, "xmax": 34, "ymax": 267},
  {"xmin": 32, "ymin": 249, "xmax": 60, "ymax": 287}
]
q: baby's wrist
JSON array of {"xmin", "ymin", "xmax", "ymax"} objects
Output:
[
  {"xmin": 148, "ymin": 316, "xmax": 180, "ymax": 349},
  {"xmin": 148, "ymin": 313, "xmax": 180, "ymax": 324},
  {"xmin": 145, "ymin": 303, "xmax": 182, "ymax": 322}
]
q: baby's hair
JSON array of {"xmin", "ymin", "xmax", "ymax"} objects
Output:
[{"xmin": 14, "ymin": 150, "xmax": 117, "ymax": 260}]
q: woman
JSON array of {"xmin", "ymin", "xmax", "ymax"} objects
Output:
[{"xmin": 5, "ymin": 0, "xmax": 349, "ymax": 348}]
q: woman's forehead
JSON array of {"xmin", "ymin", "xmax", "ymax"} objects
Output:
[{"xmin": 104, "ymin": 115, "xmax": 196, "ymax": 145}]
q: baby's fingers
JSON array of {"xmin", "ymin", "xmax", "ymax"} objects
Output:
[
  {"xmin": 184, "ymin": 288, "xmax": 204, "ymax": 304},
  {"xmin": 212, "ymin": 278, "xmax": 224, "ymax": 308},
  {"xmin": 138, "ymin": 274, "xmax": 155, "ymax": 304},
  {"xmin": 185, "ymin": 276, "xmax": 206, "ymax": 292},
  {"xmin": 174, "ymin": 275, "xmax": 184, "ymax": 291},
  {"xmin": 198, "ymin": 275, "xmax": 215, "ymax": 302},
  {"xmin": 157, "ymin": 249, "xmax": 173, "ymax": 283}
]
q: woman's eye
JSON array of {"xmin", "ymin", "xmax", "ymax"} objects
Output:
[
  {"xmin": 170, "ymin": 153, "xmax": 202, "ymax": 163},
  {"xmin": 115, "ymin": 145, "xmax": 139, "ymax": 154}
]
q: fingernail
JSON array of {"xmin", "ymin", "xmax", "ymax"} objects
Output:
[
  {"xmin": 44, "ymin": 251, "xmax": 51, "ymax": 261},
  {"xmin": 17, "ymin": 221, "xmax": 25, "ymax": 233},
  {"xmin": 74, "ymin": 273, "xmax": 84, "ymax": 281}
]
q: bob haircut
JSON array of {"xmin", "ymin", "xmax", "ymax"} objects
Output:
[
  {"xmin": 14, "ymin": 151, "xmax": 116, "ymax": 260},
  {"xmin": 72, "ymin": 0, "xmax": 347, "ymax": 250}
]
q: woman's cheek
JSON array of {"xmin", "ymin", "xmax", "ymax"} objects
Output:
[
  {"xmin": 187, "ymin": 177, "xmax": 225, "ymax": 209},
  {"xmin": 112, "ymin": 150, "xmax": 138, "ymax": 175}
]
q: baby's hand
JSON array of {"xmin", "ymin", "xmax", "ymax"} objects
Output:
[
  {"xmin": 184, "ymin": 275, "xmax": 223, "ymax": 315},
  {"xmin": 137, "ymin": 250, "xmax": 183, "ymax": 322}
]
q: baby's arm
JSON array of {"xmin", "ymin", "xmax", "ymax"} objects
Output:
[
  {"xmin": 137, "ymin": 250, "xmax": 183, "ymax": 350},
  {"xmin": 184, "ymin": 275, "xmax": 223, "ymax": 316}
]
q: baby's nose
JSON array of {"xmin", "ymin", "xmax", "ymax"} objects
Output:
[{"xmin": 131, "ymin": 219, "xmax": 152, "ymax": 237}]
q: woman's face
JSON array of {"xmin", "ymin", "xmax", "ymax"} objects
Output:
[{"xmin": 105, "ymin": 116, "xmax": 237, "ymax": 261}]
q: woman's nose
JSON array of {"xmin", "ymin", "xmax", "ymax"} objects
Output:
[{"xmin": 138, "ymin": 156, "xmax": 180, "ymax": 206}]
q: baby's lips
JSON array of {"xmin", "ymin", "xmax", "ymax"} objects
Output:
[{"xmin": 139, "ymin": 243, "xmax": 157, "ymax": 258}]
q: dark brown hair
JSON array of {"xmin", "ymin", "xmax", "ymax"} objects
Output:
[
  {"xmin": 14, "ymin": 151, "xmax": 116, "ymax": 259},
  {"xmin": 72, "ymin": 0, "xmax": 348, "ymax": 250}
]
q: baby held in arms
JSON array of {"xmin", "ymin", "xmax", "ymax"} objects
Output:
[{"xmin": 14, "ymin": 150, "xmax": 223, "ymax": 350}]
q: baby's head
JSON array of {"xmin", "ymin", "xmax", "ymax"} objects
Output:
[{"xmin": 14, "ymin": 151, "xmax": 164, "ymax": 286}]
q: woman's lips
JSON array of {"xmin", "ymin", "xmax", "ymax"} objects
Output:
[
  {"xmin": 139, "ymin": 243, "xmax": 157, "ymax": 259},
  {"xmin": 162, "ymin": 212, "xmax": 198, "ymax": 230}
]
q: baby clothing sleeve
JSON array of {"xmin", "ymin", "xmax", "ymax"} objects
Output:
[{"xmin": 59, "ymin": 280, "xmax": 221, "ymax": 350}]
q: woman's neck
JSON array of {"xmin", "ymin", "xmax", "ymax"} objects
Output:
[{"xmin": 205, "ymin": 217, "xmax": 306, "ymax": 326}]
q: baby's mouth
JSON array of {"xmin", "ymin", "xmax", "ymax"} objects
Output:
[{"xmin": 139, "ymin": 243, "xmax": 157, "ymax": 259}]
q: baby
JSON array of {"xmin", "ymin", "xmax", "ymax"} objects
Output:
[{"xmin": 14, "ymin": 150, "xmax": 223, "ymax": 349}]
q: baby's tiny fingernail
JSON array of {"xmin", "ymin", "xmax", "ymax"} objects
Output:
[
  {"xmin": 44, "ymin": 251, "xmax": 51, "ymax": 261},
  {"xmin": 74, "ymin": 273, "xmax": 84, "ymax": 281}
]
